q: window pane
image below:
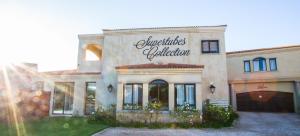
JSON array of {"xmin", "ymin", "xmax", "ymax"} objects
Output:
[
  {"xmin": 159, "ymin": 83, "xmax": 169, "ymax": 110},
  {"xmin": 53, "ymin": 87, "xmax": 64, "ymax": 114},
  {"xmin": 149, "ymin": 80, "xmax": 169, "ymax": 110},
  {"xmin": 244, "ymin": 61, "xmax": 251, "ymax": 72},
  {"xmin": 186, "ymin": 85, "xmax": 195, "ymax": 105},
  {"xmin": 63, "ymin": 83, "xmax": 74, "ymax": 114},
  {"xmin": 53, "ymin": 83, "xmax": 74, "ymax": 115},
  {"xmin": 176, "ymin": 85, "xmax": 185, "ymax": 106},
  {"xmin": 210, "ymin": 41, "xmax": 218, "ymax": 52},
  {"xmin": 260, "ymin": 59, "xmax": 266, "ymax": 71},
  {"xmin": 253, "ymin": 60, "xmax": 259, "ymax": 72},
  {"xmin": 138, "ymin": 85, "xmax": 143, "ymax": 106},
  {"xmin": 132, "ymin": 84, "xmax": 143, "ymax": 109},
  {"xmin": 85, "ymin": 82, "xmax": 96, "ymax": 115},
  {"xmin": 123, "ymin": 84, "xmax": 143, "ymax": 110},
  {"xmin": 149, "ymin": 84, "xmax": 158, "ymax": 102},
  {"xmin": 124, "ymin": 85, "xmax": 132, "ymax": 104},
  {"xmin": 133, "ymin": 84, "xmax": 139, "ymax": 104},
  {"xmin": 270, "ymin": 59, "xmax": 277, "ymax": 71},
  {"xmin": 202, "ymin": 41, "xmax": 210, "ymax": 52}
]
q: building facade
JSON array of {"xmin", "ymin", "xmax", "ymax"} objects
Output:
[
  {"xmin": 33, "ymin": 25, "xmax": 300, "ymax": 121},
  {"xmin": 227, "ymin": 45, "xmax": 300, "ymax": 113}
]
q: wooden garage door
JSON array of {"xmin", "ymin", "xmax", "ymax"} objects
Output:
[{"xmin": 237, "ymin": 91, "xmax": 294, "ymax": 112}]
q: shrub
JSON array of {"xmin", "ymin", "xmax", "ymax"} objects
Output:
[
  {"xmin": 123, "ymin": 104, "xmax": 143, "ymax": 110},
  {"xmin": 202, "ymin": 104, "xmax": 238, "ymax": 128},
  {"xmin": 87, "ymin": 104, "xmax": 116, "ymax": 125},
  {"xmin": 143, "ymin": 101, "xmax": 162, "ymax": 123},
  {"xmin": 144, "ymin": 101, "xmax": 162, "ymax": 111},
  {"xmin": 171, "ymin": 102, "xmax": 201, "ymax": 127}
]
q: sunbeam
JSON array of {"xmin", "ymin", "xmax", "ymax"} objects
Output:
[
  {"xmin": 2, "ymin": 66, "xmax": 27, "ymax": 136},
  {"xmin": 13, "ymin": 63, "xmax": 84, "ymax": 115}
]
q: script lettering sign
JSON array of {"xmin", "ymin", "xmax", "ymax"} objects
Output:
[{"xmin": 133, "ymin": 36, "xmax": 190, "ymax": 61}]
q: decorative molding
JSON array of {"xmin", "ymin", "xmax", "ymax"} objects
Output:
[
  {"xmin": 116, "ymin": 68, "xmax": 203, "ymax": 75},
  {"xmin": 103, "ymin": 25, "xmax": 226, "ymax": 35},
  {"xmin": 227, "ymin": 45, "xmax": 300, "ymax": 57},
  {"xmin": 229, "ymin": 77, "xmax": 300, "ymax": 84},
  {"xmin": 78, "ymin": 34, "xmax": 104, "ymax": 40}
]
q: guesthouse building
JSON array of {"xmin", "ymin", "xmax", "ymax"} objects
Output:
[{"xmin": 32, "ymin": 25, "xmax": 300, "ymax": 122}]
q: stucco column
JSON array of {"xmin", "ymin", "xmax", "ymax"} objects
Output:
[
  {"xmin": 231, "ymin": 84, "xmax": 237, "ymax": 111},
  {"xmin": 143, "ymin": 83, "xmax": 149, "ymax": 108},
  {"xmin": 294, "ymin": 81, "xmax": 300, "ymax": 113},
  {"xmin": 116, "ymin": 82, "xmax": 123, "ymax": 112},
  {"xmin": 73, "ymin": 81, "xmax": 85, "ymax": 116},
  {"xmin": 196, "ymin": 83, "xmax": 202, "ymax": 111},
  {"xmin": 168, "ymin": 83, "xmax": 175, "ymax": 111},
  {"xmin": 47, "ymin": 81, "xmax": 55, "ymax": 116}
]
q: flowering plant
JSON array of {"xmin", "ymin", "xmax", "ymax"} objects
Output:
[
  {"xmin": 171, "ymin": 102, "xmax": 201, "ymax": 125},
  {"xmin": 143, "ymin": 100, "xmax": 162, "ymax": 123}
]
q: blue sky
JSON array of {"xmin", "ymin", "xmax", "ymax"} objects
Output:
[{"xmin": 0, "ymin": 0, "xmax": 299, "ymax": 71}]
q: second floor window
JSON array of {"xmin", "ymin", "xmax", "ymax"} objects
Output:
[
  {"xmin": 253, "ymin": 57, "xmax": 267, "ymax": 72},
  {"xmin": 244, "ymin": 60, "xmax": 251, "ymax": 72},
  {"xmin": 269, "ymin": 58, "xmax": 277, "ymax": 71},
  {"xmin": 201, "ymin": 40, "xmax": 219, "ymax": 53}
]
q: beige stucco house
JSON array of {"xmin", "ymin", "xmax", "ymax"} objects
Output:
[
  {"xmin": 227, "ymin": 45, "xmax": 300, "ymax": 113},
  {"xmin": 32, "ymin": 25, "xmax": 300, "ymax": 121}
]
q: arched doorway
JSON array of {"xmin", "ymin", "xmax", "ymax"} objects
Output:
[{"xmin": 149, "ymin": 79, "xmax": 169, "ymax": 110}]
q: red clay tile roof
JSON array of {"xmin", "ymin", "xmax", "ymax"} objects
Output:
[
  {"xmin": 115, "ymin": 63, "xmax": 204, "ymax": 69},
  {"xmin": 41, "ymin": 69, "xmax": 101, "ymax": 75},
  {"xmin": 227, "ymin": 44, "xmax": 300, "ymax": 55}
]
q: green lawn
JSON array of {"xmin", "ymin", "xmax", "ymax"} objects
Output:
[{"xmin": 0, "ymin": 117, "xmax": 108, "ymax": 136}]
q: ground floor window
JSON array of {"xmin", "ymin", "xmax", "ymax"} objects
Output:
[
  {"xmin": 175, "ymin": 84, "xmax": 195, "ymax": 108},
  {"xmin": 123, "ymin": 83, "xmax": 143, "ymax": 110},
  {"xmin": 85, "ymin": 82, "xmax": 96, "ymax": 115},
  {"xmin": 53, "ymin": 82, "xmax": 74, "ymax": 115},
  {"xmin": 149, "ymin": 79, "xmax": 169, "ymax": 110}
]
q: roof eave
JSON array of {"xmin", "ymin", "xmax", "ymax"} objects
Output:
[
  {"xmin": 103, "ymin": 25, "xmax": 227, "ymax": 34},
  {"xmin": 227, "ymin": 44, "xmax": 300, "ymax": 56}
]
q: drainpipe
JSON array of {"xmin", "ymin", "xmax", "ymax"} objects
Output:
[
  {"xmin": 229, "ymin": 84, "xmax": 232, "ymax": 106},
  {"xmin": 294, "ymin": 81, "xmax": 300, "ymax": 114}
]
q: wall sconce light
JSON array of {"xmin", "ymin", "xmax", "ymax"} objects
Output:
[
  {"xmin": 209, "ymin": 84, "xmax": 216, "ymax": 94},
  {"xmin": 107, "ymin": 84, "xmax": 113, "ymax": 93}
]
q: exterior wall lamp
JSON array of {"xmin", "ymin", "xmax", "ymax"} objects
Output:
[
  {"xmin": 107, "ymin": 84, "xmax": 113, "ymax": 93},
  {"xmin": 209, "ymin": 84, "xmax": 216, "ymax": 94}
]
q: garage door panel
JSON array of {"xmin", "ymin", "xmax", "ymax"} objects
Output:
[{"xmin": 237, "ymin": 91, "xmax": 294, "ymax": 112}]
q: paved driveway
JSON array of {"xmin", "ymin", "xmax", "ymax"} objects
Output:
[{"xmin": 93, "ymin": 112, "xmax": 300, "ymax": 136}]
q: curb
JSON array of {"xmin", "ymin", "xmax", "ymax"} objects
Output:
[{"xmin": 91, "ymin": 127, "xmax": 112, "ymax": 136}]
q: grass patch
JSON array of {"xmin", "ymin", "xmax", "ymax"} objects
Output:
[{"xmin": 0, "ymin": 117, "xmax": 109, "ymax": 136}]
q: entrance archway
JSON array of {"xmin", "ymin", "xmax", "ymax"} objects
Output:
[{"xmin": 149, "ymin": 79, "xmax": 169, "ymax": 110}]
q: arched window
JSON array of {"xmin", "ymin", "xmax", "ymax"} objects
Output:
[
  {"xmin": 85, "ymin": 44, "xmax": 102, "ymax": 61},
  {"xmin": 253, "ymin": 57, "xmax": 267, "ymax": 72},
  {"xmin": 149, "ymin": 79, "xmax": 169, "ymax": 110}
]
